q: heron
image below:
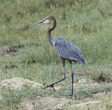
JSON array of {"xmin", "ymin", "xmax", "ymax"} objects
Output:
[{"xmin": 35, "ymin": 16, "xmax": 86, "ymax": 96}]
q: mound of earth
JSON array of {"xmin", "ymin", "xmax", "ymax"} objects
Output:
[
  {"xmin": 0, "ymin": 77, "xmax": 43, "ymax": 90},
  {"xmin": 17, "ymin": 96, "xmax": 104, "ymax": 110},
  {"xmin": 18, "ymin": 96, "xmax": 68, "ymax": 110}
]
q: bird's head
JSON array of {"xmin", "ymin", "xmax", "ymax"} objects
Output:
[{"xmin": 35, "ymin": 15, "xmax": 54, "ymax": 24}]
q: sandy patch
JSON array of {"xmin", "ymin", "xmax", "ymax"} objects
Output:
[{"xmin": 0, "ymin": 77, "xmax": 43, "ymax": 90}]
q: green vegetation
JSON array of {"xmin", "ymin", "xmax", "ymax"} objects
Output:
[
  {"xmin": 0, "ymin": 0, "xmax": 112, "ymax": 109},
  {"xmin": 0, "ymin": 0, "xmax": 112, "ymax": 65},
  {"xmin": 1, "ymin": 85, "xmax": 112, "ymax": 109}
]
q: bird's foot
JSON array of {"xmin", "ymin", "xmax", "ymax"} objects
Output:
[
  {"xmin": 43, "ymin": 83, "xmax": 55, "ymax": 91},
  {"xmin": 69, "ymin": 92, "xmax": 73, "ymax": 96}
]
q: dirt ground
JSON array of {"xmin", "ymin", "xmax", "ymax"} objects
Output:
[{"xmin": 1, "ymin": 77, "xmax": 112, "ymax": 110}]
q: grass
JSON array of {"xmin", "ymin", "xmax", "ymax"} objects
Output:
[
  {"xmin": 0, "ymin": 0, "xmax": 112, "ymax": 109},
  {"xmin": 1, "ymin": 84, "xmax": 112, "ymax": 109}
]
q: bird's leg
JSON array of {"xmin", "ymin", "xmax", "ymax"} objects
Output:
[
  {"xmin": 43, "ymin": 73, "xmax": 66, "ymax": 91},
  {"xmin": 43, "ymin": 58, "xmax": 66, "ymax": 91},
  {"xmin": 69, "ymin": 61, "xmax": 74, "ymax": 96}
]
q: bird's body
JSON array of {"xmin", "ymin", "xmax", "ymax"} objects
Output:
[
  {"xmin": 35, "ymin": 15, "xmax": 86, "ymax": 96},
  {"xmin": 50, "ymin": 37, "xmax": 86, "ymax": 64}
]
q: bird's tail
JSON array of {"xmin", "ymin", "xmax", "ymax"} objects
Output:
[
  {"xmin": 80, "ymin": 60, "xmax": 86, "ymax": 64},
  {"xmin": 79, "ymin": 55, "xmax": 86, "ymax": 64}
]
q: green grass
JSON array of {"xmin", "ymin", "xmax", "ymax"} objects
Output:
[
  {"xmin": 0, "ymin": 0, "xmax": 112, "ymax": 109},
  {"xmin": 0, "ymin": 86, "xmax": 41, "ymax": 109},
  {"xmin": 1, "ymin": 84, "xmax": 112, "ymax": 109}
]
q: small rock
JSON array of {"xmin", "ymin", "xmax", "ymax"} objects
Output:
[
  {"xmin": 78, "ymin": 79, "xmax": 87, "ymax": 84},
  {"xmin": 54, "ymin": 86, "xmax": 61, "ymax": 91}
]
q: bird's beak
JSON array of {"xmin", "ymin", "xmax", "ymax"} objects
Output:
[{"xmin": 35, "ymin": 18, "xmax": 46, "ymax": 24}]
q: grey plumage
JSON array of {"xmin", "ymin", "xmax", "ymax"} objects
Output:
[{"xmin": 50, "ymin": 37, "xmax": 86, "ymax": 64}]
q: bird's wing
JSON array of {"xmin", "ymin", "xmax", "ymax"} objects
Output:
[{"xmin": 55, "ymin": 38, "xmax": 86, "ymax": 64}]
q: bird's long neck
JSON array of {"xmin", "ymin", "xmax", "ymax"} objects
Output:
[{"xmin": 47, "ymin": 17, "xmax": 56, "ymax": 40}]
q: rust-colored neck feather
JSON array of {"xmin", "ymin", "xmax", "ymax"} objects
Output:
[{"xmin": 47, "ymin": 17, "xmax": 56, "ymax": 40}]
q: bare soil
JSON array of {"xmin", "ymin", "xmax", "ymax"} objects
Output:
[
  {"xmin": 1, "ymin": 77, "xmax": 112, "ymax": 110},
  {"xmin": 0, "ymin": 45, "xmax": 24, "ymax": 56}
]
